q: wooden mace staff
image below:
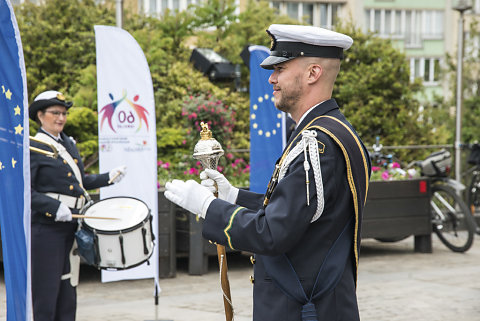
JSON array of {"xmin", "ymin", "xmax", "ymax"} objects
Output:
[{"xmin": 193, "ymin": 122, "xmax": 234, "ymax": 321}]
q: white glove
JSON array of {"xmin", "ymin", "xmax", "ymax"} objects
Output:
[
  {"xmin": 164, "ymin": 179, "xmax": 215, "ymax": 218},
  {"xmin": 200, "ymin": 169, "xmax": 239, "ymax": 203},
  {"xmin": 55, "ymin": 203, "xmax": 72, "ymax": 222},
  {"xmin": 109, "ymin": 165, "xmax": 127, "ymax": 184}
]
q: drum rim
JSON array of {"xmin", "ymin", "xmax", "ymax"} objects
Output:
[{"xmin": 82, "ymin": 196, "xmax": 151, "ymax": 234}]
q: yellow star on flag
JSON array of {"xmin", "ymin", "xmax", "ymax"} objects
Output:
[
  {"xmin": 11, "ymin": 158, "xmax": 17, "ymax": 168},
  {"xmin": 1, "ymin": 85, "xmax": 4, "ymax": 93},
  {"xmin": 14, "ymin": 124, "xmax": 23, "ymax": 135},
  {"xmin": 5, "ymin": 89, "xmax": 12, "ymax": 100},
  {"xmin": 14, "ymin": 105, "xmax": 21, "ymax": 115},
  {"xmin": 0, "ymin": 161, "xmax": 3, "ymax": 170}
]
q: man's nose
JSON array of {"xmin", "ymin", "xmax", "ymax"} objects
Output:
[{"xmin": 268, "ymin": 72, "xmax": 277, "ymax": 84}]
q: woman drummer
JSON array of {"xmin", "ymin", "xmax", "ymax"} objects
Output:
[{"xmin": 29, "ymin": 90, "xmax": 126, "ymax": 321}]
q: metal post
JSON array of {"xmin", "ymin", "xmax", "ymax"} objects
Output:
[
  {"xmin": 453, "ymin": 0, "xmax": 472, "ymax": 183},
  {"xmin": 116, "ymin": 0, "xmax": 123, "ymax": 29}
]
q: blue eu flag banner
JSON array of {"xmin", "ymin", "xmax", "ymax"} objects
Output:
[
  {"xmin": 0, "ymin": 1, "xmax": 32, "ymax": 320},
  {"xmin": 249, "ymin": 46, "xmax": 286, "ymax": 193}
]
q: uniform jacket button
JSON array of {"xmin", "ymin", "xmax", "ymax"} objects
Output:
[
  {"xmin": 63, "ymin": 159, "xmax": 67, "ymax": 164},
  {"xmin": 45, "ymin": 212, "xmax": 52, "ymax": 217},
  {"xmin": 250, "ymin": 256, "xmax": 255, "ymax": 264},
  {"xmin": 68, "ymin": 172, "xmax": 72, "ymax": 177},
  {"xmin": 69, "ymin": 185, "xmax": 74, "ymax": 190},
  {"xmin": 249, "ymin": 275, "xmax": 255, "ymax": 284},
  {"xmin": 74, "ymin": 159, "xmax": 78, "ymax": 164}
]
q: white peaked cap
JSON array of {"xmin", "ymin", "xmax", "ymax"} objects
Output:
[{"xmin": 260, "ymin": 24, "xmax": 353, "ymax": 69}]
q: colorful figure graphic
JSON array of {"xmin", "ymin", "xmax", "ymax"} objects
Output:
[
  {"xmin": 125, "ymin": 94, "xmax": 149, "ymax": 132},
  {"xmin": 99, "ymin": 90, "xmax": 150, "ymax": 133},
  {"xmin": 99, "ymin": 91, "xmax": 127, "ymax": 133}
]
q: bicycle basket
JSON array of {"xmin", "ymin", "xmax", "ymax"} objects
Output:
[
  {"xmin": 467, "ymin": 144, "xmax": 480, "ymax": 165},
  {"xmin": 420, "ymin": 150, "xmax": 451, "ymax": 177}
]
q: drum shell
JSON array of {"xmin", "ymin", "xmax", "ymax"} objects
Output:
[{"xmin": 81, "ymin": 197, "xmax": 154, "ymax": 270}]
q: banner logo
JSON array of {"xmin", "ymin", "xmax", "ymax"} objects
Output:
[{"xmin": 99, "ymin": 89, "xmax": 150, "ymax": 133}]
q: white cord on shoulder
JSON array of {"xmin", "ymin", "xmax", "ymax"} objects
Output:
[{"xmin": 278, "ymin": 130, "xmax": 324, "ymax": 222}]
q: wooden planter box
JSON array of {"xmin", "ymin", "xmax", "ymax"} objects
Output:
[{"xmin": 362, "ymin": 178, "xmax": 432, "ymax": 253}]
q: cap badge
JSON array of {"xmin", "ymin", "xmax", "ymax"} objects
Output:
[
  {"xmin": 56, "ymin": 93, "xmax": 66, "ymax": 101},
  {"xmin": 266, "ymin": 30, "xmax": 277, "ymax": 51}
]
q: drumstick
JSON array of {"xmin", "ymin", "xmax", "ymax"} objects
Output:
[
  {"xmin": 72, "ymin": 214, "xmax": 119, "ymax": 220},
  {"xmin": 108, "ymin": 171, "xmax": 122, "ymax": 184}
]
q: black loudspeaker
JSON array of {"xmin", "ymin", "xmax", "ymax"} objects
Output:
[{"xmin": 190, "ymin": 48, "xmax": 235, "ymax": 81}]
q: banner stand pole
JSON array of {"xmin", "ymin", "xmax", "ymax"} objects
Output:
[{"xmin": 145, "ymin": 284, "xmax": 173, "ymax": 321}]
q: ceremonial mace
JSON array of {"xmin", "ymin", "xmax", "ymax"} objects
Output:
[{"xmin": 193, "ymin": 122, "xmax": 234, "ymax": 321}]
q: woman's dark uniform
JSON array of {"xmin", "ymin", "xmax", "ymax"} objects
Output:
[{"xmin": 29, "ymin": 93, "xmax": 112, "ymax": 321}]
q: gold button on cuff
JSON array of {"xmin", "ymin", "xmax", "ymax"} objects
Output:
[
  {"xmin": 46, "ymin": 212, "xmax": 52, "ymax": 217},
  {"xmin": 249, "ymin": 275, "xmax": 254, "ymax": 284},
  {"xmin": 74, "ymin": 159, "xmax": 78, "ymax": 164},
  {"xmin": 250, "ymin": 256, "xmax": 255, "ymax": 264},
  {"xmin": 69, "ymin": 185, "xmax": 74, "ymax": 190},
  {"xmin": 67, "ymin": 172, "xmax": 72, "ymax": 177},
  {"xmin": 63, "ymin": 160, "xmax": 67, "ymax": 164}
]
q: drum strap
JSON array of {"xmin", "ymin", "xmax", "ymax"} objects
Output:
[{"xmin": 34, "ymin": 132, "xmax": 83, "ymax": 185}]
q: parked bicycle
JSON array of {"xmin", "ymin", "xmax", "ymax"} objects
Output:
[
  {"xmin": 368, "ymin": 139, "xmax": 475, "ymax": 252},
  {"xmin": 463, "ymin": 143, "xmax": 480, "ymax": 235},
  {"xmin": 411, "ymin": 149, "xmax": 476, "ymax": 252}
]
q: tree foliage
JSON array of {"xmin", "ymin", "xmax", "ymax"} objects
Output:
[
  {"xmin": 441, "ymin": 19, "xmax": 480, "ymax": 145},
  {"xmin": 334, "ymin": 24, "xmax": 449, "ymax": 161}
]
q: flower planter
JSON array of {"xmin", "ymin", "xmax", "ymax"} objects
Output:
[{"xmin": 362, "ymin": 178, "xmax": 432, "ymax": 253}]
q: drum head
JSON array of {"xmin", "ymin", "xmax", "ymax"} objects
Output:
[{"xmin": 83, "ymin": 197, "xmax": 149, "ymax": 231}]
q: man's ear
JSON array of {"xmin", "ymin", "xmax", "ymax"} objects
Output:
[{"xmin": 307, "ymin": 64, "xmax": 322, "ymax": 84}]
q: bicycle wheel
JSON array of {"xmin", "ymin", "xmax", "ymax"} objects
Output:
[{"xmin": 430, "ymin": 184, "xmax": 475, "ymax": 252}]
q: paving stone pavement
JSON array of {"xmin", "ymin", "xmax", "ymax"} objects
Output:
[{"xmin": 0, "ymin": 235, "xmax": 479, "ymax": 320}]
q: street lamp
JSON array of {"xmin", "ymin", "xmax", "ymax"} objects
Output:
[{"xmin": 452, "ymin": 0, "xmax": 472, "ymax": 183}]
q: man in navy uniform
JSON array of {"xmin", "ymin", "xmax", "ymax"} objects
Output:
[
  {"xmin": 165, "ymin": 24, "xmax": 371, "ymax": 321},
  {"xmin": 29, "ymin": 90, "xmax": 127, "ymax": 321}
]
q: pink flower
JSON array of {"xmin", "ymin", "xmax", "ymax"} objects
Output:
[
  {"xmin": 372, "ymin": 166, "xmax": 381, "ymax": 172},
  {"xmin": 162, "ymin": 163, "xmax": 170, "ymax": 169},
  {"xmin": 381, "ymin": 171, "xmax": 390, "ymax": 180},
  {"xmin": 157, "ymin": 160, "xmax": 163, "ymax": 166},
  {"xmin": 195, "ymin": 161, "xmax": 202, "ymax": 167},
  {"xmin": 392, "ymin": 162, "xmax": 401, "ymax": 169},
  {"xmin": 217, "ymin": 166, "xmax": 224, "ymax": 172},
  {"xmin": 182, "ymin": 140, "xmax": 186, "ymax": 145},
  {"xmin": 226, "ymin": 153, "xmax": 234, "ymax": 160},
  {"xmin": 188, "ymin": 168, "xmax": 199, "ymax": 175}
]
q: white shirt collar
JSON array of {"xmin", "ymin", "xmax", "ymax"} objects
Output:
[
  {"xmin": 295, "ymin": 100, "xmax": 326, "ymax": 129},
  {"xmin": 41, "ymin": 127, "xmax": 61, "ymax": 141}
]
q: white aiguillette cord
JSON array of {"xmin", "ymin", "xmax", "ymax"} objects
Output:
[{"xmin": 278, "ymin": 130, "xmax": 324, "ymax": 222}]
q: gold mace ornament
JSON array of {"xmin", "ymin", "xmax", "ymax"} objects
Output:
[{"xmin": 193, "ymin": 122, "xmax": 233, "ymax": 321}]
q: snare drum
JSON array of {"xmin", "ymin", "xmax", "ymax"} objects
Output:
[{"xmin": 80, "ymin": 197, "xmax": 154, "ymax": 270}]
